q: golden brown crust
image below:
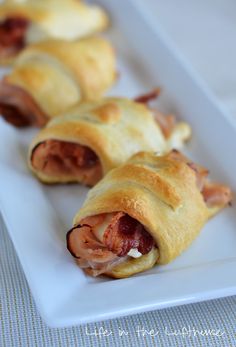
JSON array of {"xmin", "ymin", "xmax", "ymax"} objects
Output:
[
  {"xmin": 73, "ymin": 152, "xmax": 212, "ymax": 276},
  {"xmin": 28, "ymin": 98, "xmax": 191, "ymax": 185},
  {"xmin": 1, "ymin": 37, "xmax": 116, "ymax": 122},
  {"xmin": 28, "ymin": 98, "xmax": 168, "ymax": 184},
  {"xmin": 0, "ymin": 3, "xmax": 46, "ymax": 23},
  {"xmin": 18, "ymin": 37, "xmax": 116, "ymax": 100},
  {"xmin": 0, "ymin": 0, "xmax": 109, "ymax": 63},
  {"xmin": 93, "ymin": 103, "xmax": 121, "ymax": 124},
  {"xmin": 106, "ymin": 248, "xmax": 159, "ymax": 278}
]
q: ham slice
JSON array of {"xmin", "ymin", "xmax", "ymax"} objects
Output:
[
  {"xmin": 67, "ymin": 212, "xmax": 155, "ymax": 276},
  {"xmin": 66, "ymin": 151, "xmax": 232, "ymax": 276},
  {"xmin": 202, "ymin": 183, "xmax": 232, "ymax": 208},
  {"xmin": 168, "ymin": 149, "xmax": 232, "ymax": 208},
  {"xmin": 0, "ymin": 80, "xmax": 48, "ymax": 127},
  {"xmin": 167, "ymin": 149, "xmax": 209, "ymax": 190},
  {"xmin": 0, "ymin": 17, "xmax": 29, "ymax": 59},
  {"xmin": 152, "ymin": 110, "xmax": 176, "ymax": 139},
  {"xmin": 134, "ymin": 88, "xmax": 161, "ymax": 104},
  {"xmin": 134, "ymin": 89, "xmax": 177, "ymax": 139},
  {"xmin": 31, "ymin": 139, "xmax": 103, "ymax": 186},
  {"xmin": 67, "ymin": 214, "xmax": 126, "ymax": 276},
  {"xmin": 103, "ymin": 212, "xmax": 154, "ymax": 256}
]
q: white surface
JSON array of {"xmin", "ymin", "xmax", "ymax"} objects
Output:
[
  {"xmin": 144, "ymin": 0, "xmax": 236, "ymax": 122},
  {"xmin": 0, "ymin": 0, "xmax": 236, "ymax": 328}
]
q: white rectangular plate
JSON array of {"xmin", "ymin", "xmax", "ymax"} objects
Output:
[{"xmin": 0, "ymin": 0, "xmax": 236, "ymax": 328}]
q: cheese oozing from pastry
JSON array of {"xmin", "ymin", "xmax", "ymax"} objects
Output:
[{"xmin": 127, "ymin": 248, "xmax": 142, "ymax": 258}]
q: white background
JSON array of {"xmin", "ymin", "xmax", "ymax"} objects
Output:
[{"xmin": 145, "ymin": 0, "xmax": 236, "ymax": 122}]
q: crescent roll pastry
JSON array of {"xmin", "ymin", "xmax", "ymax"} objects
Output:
[
  {"xmin": 0, "ymin": 36, "xmax": 116, "ymax": 127},
  {"xmin": 28, "ymin": 96, "xmax": 191, "ymax": 186},
  {"xmin": 0, "ymin": 0, "xmax": 108, "ymax": 63},
  {"xmin": 66, "ymin": 150, "xmax": 232, "ymax": 278}
]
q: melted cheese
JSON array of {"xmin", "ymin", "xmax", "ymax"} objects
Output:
[{"xmin": 127, "ymin": 248, "xmax": 142, "ymax": 258}]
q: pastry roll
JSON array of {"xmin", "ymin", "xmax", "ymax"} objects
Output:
[
  {"xmin": 0, "ymin": 36, "xmax": 116, "ymax": 127},
  {"xmin": 28, "ymin": 96, "xmax": 191, "ymax": 186},
  {"xmin": 0, "ymin": 0, "xmax": 108, "ymax": 63},
  {"xmin": 66, "ymin": 150, "xmax": 232, "ymax": 278}
]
